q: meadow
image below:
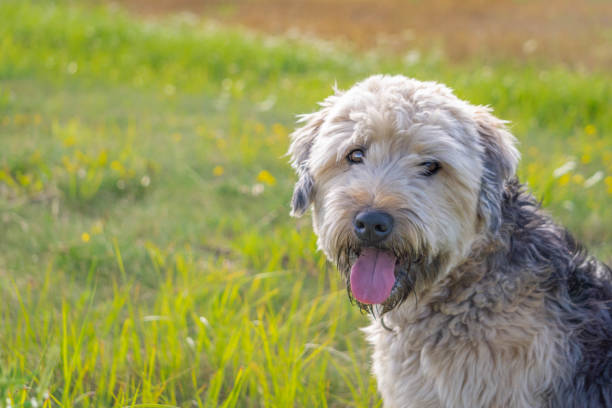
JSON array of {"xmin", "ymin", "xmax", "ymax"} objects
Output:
[{"xmin": 0, "ymin": 1, "xmax": 611, "ymax": 407}]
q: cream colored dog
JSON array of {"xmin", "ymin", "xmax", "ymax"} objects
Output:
[{"xmin": 288, "ymin": 75, "xmax": 612, "ymax": 408}]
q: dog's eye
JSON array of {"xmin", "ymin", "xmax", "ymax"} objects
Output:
[
  {"xmin": 347, "ymin": 149, "xmax": 365, "ymax": 164},
  {"xmin": 420, "ymin": 161, "xmax": 441, "ymax": 176}
]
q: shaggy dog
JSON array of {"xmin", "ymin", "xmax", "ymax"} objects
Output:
[{"xmin": 288, "ymin": 75, "xmax": 612, "ymax": 408}]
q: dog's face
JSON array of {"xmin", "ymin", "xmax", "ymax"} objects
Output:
[{"xmin": 289, "ymin": 75, "xmax": 519, "ymax": 312}]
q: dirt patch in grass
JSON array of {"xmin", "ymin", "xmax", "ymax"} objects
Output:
[{"xmin": 111, "ymin": 0, "xmax": 612, "ymax": 69}]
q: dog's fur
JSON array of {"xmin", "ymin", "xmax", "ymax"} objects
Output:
[{"xmin": 288, "ymin": 75, "xmax": 612, "ymax": 407}]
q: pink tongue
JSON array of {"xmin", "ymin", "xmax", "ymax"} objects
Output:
[{"xmin": 350, "ymin": 248, "xmax": 397, "ymax": 304}]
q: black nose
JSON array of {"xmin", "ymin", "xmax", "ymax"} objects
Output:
[{"xmin": 353, "ymin": 210, "xmax": 394, "ymax": 244}]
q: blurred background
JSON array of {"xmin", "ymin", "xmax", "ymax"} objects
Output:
[
  {"xmin": 115, "ymin": 0, "xmax": 612, "ymax": 69},
  {"xmin": 1, "ymin": 0, "xmax": 611, "ymax": 407}
]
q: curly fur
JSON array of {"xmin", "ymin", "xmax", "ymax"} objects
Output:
[{"xmin": 288, "ymin": 75, "xmax": 612, "ymax": 407}]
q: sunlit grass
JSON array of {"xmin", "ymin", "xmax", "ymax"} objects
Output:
[
  {"xmin": 3, "ymin": 242, "xmax": 377, "ymax": 407},
  {"xmin": 0, "ymin": 0, "xmax": 611, "ymax": 406}
]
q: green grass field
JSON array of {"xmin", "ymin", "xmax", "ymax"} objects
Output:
[{"xmin": 1, "ymin": 1, "xmax": 611, "ymax": 407}]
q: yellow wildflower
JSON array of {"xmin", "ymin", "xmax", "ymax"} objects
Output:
[
  {"xmin": 257, "ymin": 170, "xmax": 276, "ymax": 186},
  {"xmin": 604, "ymin": 176, "xmax": 612, "ymax": 194},
  {"xmin": 62, "ymin": 156, "xmax": 76, "ymax": 173},
  {"xmin": 110, "ymin": 160, "xmax": 124, "ymax": 173},
  {"xmin": 81, "ymin": 232, "xmax": 90, "ymax": 243},
  {"xmin": 558, "ymin": 173, "xmax": 571, "ymax": 186},
  {"xmin": 98, "ymin": 150, "xmax": 108, "ymax": 166},
  {"xmin": 580, "ymin": 154, "xmax": 591, "ymax": 164},
  {"xmin": 572, "ymin": 174, "xmax": 585, "ymax": 185},
  {"xmin": 14, "ymin": 114, "xmax": 27, "ymax": 126},
  {"xmin": 254, "ymin": 122, "xmax": 266, "ymax": 134},
  {"xmin": 272, "ymin": 123, "xmax": 288, "ymax": 138},
  {"xmin": 527, "ymin": 163, "xmax": 538, "ymax": 175},
  {"xmin": 30, "ymin": 151, "xmax": 41, "ymax": 162},
  {"xmin": 63, "ymin": 135, "xmax": 76, "ymax": 147},
  {"xmin": 584, "ymin": 124, "xmax": 596, "ymax": 135},
  {"xmin": 0, "ymin": 170, "xmax": 16, "ymax": 187},
  {"xmin": 213, "ymin": 165, "xmax": 224, "ymax": 176},
  {"xmin": 16, "ymin": 173, "xmax": 31, "ymax": 187},
  {"xmin": 75, "ymin": 150, "xmax": 87, "ymax": 163}
]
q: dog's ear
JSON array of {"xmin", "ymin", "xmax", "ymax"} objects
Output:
[
  {"xmin": 288, "ymin": 93, "xmax": 339, "ymax": 217},
  {"xmin": 473, "ymin": 107, "xmax": 520, "ymax": 233}
]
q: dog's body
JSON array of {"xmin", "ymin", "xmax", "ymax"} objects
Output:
[
  {"xmin": 288, "ymin": 75, "xmax": 612, "ymax": 407},
  {"xmin": 366, "ymin": 179, "xmax": 612, "ymax": 407}
]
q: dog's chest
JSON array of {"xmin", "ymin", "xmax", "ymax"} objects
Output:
[{"xmin": 364, "ymin": 282, "xmax": 565, "ymax": 408}]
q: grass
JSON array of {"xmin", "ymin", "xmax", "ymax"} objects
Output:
[{"xmin": 0, "ymin": 1, "xmax": 611, "ymax": 407}]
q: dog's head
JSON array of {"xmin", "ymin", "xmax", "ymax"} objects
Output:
[{"xmin": 288, "ymin": 75, "xmax": 519, "ymax": 313}]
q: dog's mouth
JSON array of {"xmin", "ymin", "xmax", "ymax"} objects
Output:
[
  {"xmin": 348, "ymin": 247, "xmax": 415, "ymax": 308},
  {"xmin": 350, "ymin": 248, "xmax": 396, "ymax": 304}
]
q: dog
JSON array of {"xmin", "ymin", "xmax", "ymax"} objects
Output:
[{"xmin": 288, "ymin": 75, "xmax": 612, "ymax": 407}]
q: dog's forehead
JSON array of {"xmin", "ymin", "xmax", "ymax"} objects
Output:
[{"xmin": 309, "ymin": 78, "xmax": 479, "ymax": 172}]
